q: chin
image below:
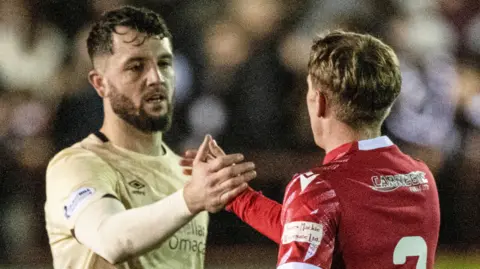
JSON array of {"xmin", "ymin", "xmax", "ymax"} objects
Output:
[
  {"xmin": 148, "ymin": 109, "xmax": 172, "ymax": 120},
  {"xmin": 314, "ymin": 139, "xmax": 324, "ymax": 150},
  {"xmin": 149, "ymin": 112, "xmax": 167, "ymax": 118}
]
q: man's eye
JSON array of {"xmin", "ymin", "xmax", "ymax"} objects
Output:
[
  {"xmin": 128, "ymin": 63, "xmax": 144, "ymax": 72},
  {"xmin": 158, "ymin": 61, "xmax": 172, "ymax": 68}
]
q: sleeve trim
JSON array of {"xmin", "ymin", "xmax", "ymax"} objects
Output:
[{"xmin": 277, "ymin": 262, "xmax": 323, "ymax": 269}]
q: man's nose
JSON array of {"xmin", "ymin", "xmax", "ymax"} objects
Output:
[{"xmin": 147, "ymin": 65, "xmax": 165, "ymax": 86}]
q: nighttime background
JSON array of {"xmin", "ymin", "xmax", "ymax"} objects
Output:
[{"xmin": 0, "ymin": 0, "xmax": 479, "ymax": 268}]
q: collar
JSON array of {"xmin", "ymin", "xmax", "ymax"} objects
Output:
[{"xmin": 322, "ymin": 136, "xmax": 394, "ymax": 165}]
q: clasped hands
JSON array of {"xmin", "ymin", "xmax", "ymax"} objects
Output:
[{"xmin": 181, "ymin": 135, "xmax": 256, "ymax": 214}]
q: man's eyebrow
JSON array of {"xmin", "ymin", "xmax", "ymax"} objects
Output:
[
  {"xmin": 122, "ymin": 56, "xmax": 148, "ymax": 65},
  {"xmin": 122, "ymin": 54, "xmax": 173, "ymax": 65},
  {"xmin": 158, "ymin": 54, "xmax": 173, "ymax": 61}
]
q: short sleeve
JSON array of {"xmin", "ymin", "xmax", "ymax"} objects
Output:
[
  {"xmin": 45, "ymin": 148, "xmax": 119, "ymax": 230},
  {"xmin": 277, "ymin": 176, "xmax": 341, "ymax": 269}
]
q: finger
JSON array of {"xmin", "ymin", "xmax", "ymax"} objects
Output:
[
  {"xmin": 214, "ymin": 162, "xmax": 255, "ymax": 185},
  {"xmin": 193, "ymin": 135, "xmax": 212, "ymax": 164},
  {"xmin": 229, "ymin": 162, "xmax": 255, "ymax": 177},
  {"xmin": 206, "ymin": 153, "xmax": 216, "ymax": 162},
  {"xmin": 214, "ymin": 170, "xmax": 256, "ymax": 192},
  {"xmin": 183, "ymin": 169, "xmax": 192, "ymax": 176},
  {"xmin": 219, "ymin": 183, "xmax": 250, "ymax": 205},
  {"xmin": 179, "ymin": 158, "xmax": 194, "ymax": 167},
  {"xmin": 184, "ymin": 149, "xmax": 198, "ymax": 158},
  {"xmin": 208, "ymin": 139, "xmax": 226, "ymax": 157},
  {"xmin": 209, "ymin": 153, "xmax": 245, "ymax": 172}
]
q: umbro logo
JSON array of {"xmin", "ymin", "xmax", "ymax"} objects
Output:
[
  {"xmin": 128, "ymin": 179, "xmax": 146, "ymax": 195},
  {"xmin": 129, "ymin": 180, "xmax": 145, "ymax": 190}
]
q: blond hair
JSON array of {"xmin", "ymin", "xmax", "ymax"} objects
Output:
[{"xmin": 308, "ymin": 30, "xmax": 401, "ymax": 130}]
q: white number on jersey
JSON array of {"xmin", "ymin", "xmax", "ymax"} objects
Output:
[{"xmin": 393, "ymin": 236, "xmax": 427, "ymax": 269}]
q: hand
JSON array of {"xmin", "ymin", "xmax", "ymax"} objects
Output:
[
  {"xmin": 181, "ymin": 139, "xmax": 226, "ymax": 176},
  {"xmin": 183, "ymin": 135, "xmax": 257, "ymax": 214}
]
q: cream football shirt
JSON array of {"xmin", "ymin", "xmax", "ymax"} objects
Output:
[{"xmin": 44, "ymin": 133, "xmax": 209, "ymax": 269}]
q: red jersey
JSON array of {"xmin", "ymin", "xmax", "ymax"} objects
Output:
[{"xmin": 227, "ymin": 136, "xmax": 440, "ymax": 269}]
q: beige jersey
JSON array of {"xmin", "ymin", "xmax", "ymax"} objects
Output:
[{"xmin": 44, "ymin": 133, "xmax": 209, "ymax": 269}]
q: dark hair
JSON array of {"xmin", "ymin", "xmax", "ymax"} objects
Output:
[
  {"xmin": 308, "ymin": 30, "xmax": 401, "ymax": 130},
  {"xmin": 87, "ymin": 6, "xmax": 172, "ymax": 63}
]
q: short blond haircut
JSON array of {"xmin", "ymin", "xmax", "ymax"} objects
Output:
[{"xmin": 308, "ymin": 30, "xmax": 401, "ymax": 130}]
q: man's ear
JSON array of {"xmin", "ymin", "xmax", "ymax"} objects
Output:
[
  {"xmin": 317, "ymin": 91, "xmax": 327, "ymax": 118},
  {"xmin": 88, "ymin": 70, "xmax": 107, "ymax": 98}
]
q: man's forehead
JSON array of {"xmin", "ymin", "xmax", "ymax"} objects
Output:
[{"xmin": 111, "ymin": 26, "xmax": 172, "ymax": 57}]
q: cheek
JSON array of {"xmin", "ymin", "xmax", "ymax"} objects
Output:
[
  {"xmin": 112, "ymin": 85, "xmax": 142, "ymax": 108},
  {"xmin": 306, "ymin": 91, "xmax": 316, "ymax": 113},
  {"xmin": 166, "ymin": 69, "xmax": 175, "ymax": 100},
  {"xmin": 166, "ymin": 69, "xmax": 175, "ymax": 86},
  {"xmin": 307, "ymin": 102, "xmax": 316, "ymax": 122}
]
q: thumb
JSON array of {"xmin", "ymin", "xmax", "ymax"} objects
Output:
[
  {"xmin": 209, "ymin": 139, "xmax": 226, "ymax": 157},
  {"xmin": 193, "ymin": 135, "xmax": 212, "ymax": 164}
]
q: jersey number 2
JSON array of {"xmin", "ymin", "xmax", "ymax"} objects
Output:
[{"xmin": 393, "ymin": 236, "xmax": 427, "ymax": 269}]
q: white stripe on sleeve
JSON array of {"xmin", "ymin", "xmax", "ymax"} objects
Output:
[{"xmin": 277, "ymin": 262, "xmax": 323, "ymax": 269}]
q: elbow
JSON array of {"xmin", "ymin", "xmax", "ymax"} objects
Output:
[
  {"xmin": 102, "ymin": 253, "xmax": 122, "ymax": 265},
  {"xmin": 104, "ymin": 255, "xmax": 129, "ymax": 265},
  {"xmin": 95, "ymin": 238, "xmax": 133, "ymax": 265},
  {"xmin": 99, "ymin": 248, "xmax": 131, "ymax": 265},
  {"xmin": 95, "ymin": 248, "xmax": 124, "ymax": 265}
]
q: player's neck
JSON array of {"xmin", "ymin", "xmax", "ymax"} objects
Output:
[
  {"xmin": 100, "ymin": 116, "xmax": 164, "ymax": 156},
  {"xmin": 322, "ymin": 121, "xmax": 381, "ymax": 153}
]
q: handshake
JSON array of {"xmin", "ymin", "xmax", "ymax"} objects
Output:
[{"xmin": 180, "ymin": 135, "xmax": 257, "ymax": 214}]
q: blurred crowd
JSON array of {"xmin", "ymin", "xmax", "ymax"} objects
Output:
[{"xmin": 0, "ymin": 0, "xmax": 479, "ymax": 265}]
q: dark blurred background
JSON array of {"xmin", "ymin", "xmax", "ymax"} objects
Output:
[{"xmin": 0, "ymin": 0, "xmax": 479, "ymax": 268}]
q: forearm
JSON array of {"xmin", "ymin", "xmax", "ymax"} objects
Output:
[
  {"xmin": 75, "ymin": 189, "xmax": 195, "ymax": 264},
  {"xmin": 226, "ymin": 188, "xmax": 283, "ymax": 244}
]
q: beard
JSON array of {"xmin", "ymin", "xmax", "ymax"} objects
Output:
[{"xmin": 108, "ymin": 85, "xmax": 173, "ymax": 133}]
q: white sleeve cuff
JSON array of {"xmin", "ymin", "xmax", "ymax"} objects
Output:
[
  {"xmin": 277, "ymin": 262, "xmax": 323, "ymax": 269},
  {"xmin": 172, "ymin": 188, "xmax": 195, "ymax": 216}
]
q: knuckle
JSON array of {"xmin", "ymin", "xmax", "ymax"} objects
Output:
[
  {"xmin": 222, "ymin": 192, "xmax": 230, "ymax": 202},
  {"xmin": 208, "ymin": 160, "xmax": 215, "ymax": 168},
  {"xmin": 231, "ymin": 165, "xmax": 242, "ymax": 175},
  {"xmin": 217, "ymin": 157, "xmax": 226, "ymax": 166},
  {"xmin": 205, "ymin": 177, "xmax": 214, "ymax": 187},
  {"xmin": 232, "ymin": 178, "xmax": 241, "ymax": 187},
  {"xmin": 206, "ymin": 162, "xmax": 216, "ymax": 172},
  {"xmin": 226, "ymin": 154, "xmax": 238, "ymax": 165},
  {"xmin": 238, "ymin": 163, "xmax": 250, "ymax": 173},
  {"xmin": 218, "ymin": 168, "xmax": 229, "ymax": 179},
  {"xmin": 216, "ymin": 169, "xmax": 227, "ymax": 179},
  {"xmin": 234, "ymin": 174, "xmax": 245, "ymax": 183},
  {"xmin": 231, "ymin": 188, "xmax": 241, "ymax": 197},
  {"xmin": 224, "ymin": 180, "xmax": 234, "ymax": 189},
  {"xmin": 227, "ymin": 167, "xmax": 235, "ymax": 177},
  {"xmin": 235, "ymin": 175, "xmax": 245, "ymax": 184}
]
